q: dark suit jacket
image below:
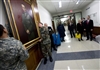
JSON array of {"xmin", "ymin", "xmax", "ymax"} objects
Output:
[
  {"xmin": 84, "ymin": 20, "xmax": 94, "ymax": 31},
  {"xmin": 81, "ymin": 20, "xmax": 86, "ymax": 29},
  {"xmin": 68, "ymin": 23, "xmax": 74, "ymax": 31},
  {"xmin": 77, "ymin": 23, "xmax": 84, "ymax": 33}
]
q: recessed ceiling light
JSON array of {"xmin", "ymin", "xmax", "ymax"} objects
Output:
[
  {"xmin": 76, "ymin": 0, "xmax": 80, "ymax": 4},
  {"xmin": 59, "ymin": 1, "xmax": 62, "ymax": 8}
]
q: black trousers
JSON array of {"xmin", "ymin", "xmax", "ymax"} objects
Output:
[
  {"xmin": 86, "ymin": 30, "xmax": 93, "ymax": 40},
  {"xmin": 69, "ymin": 30, "xmax": 75, "ymax": 38},
  {"xmin": 61, "ymin": 37, "xmax": 64, "ymax": 41}
]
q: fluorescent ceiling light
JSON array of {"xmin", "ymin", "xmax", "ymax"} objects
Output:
[
  {"xmin": 76, "ymin": 0, "xmax": 80, "ymax": 4},
  {"xmin": 64, "ymin": 15, "xmax": 68, "ymax": 18},
  {"xmin": 59, "ymin": 1, "xmax": 62, "ymax": 8}
]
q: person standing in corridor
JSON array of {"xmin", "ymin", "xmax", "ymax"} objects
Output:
[
  {"xmin": 44, "ymin": 23, "xmax": 57, "ymax": 51},
  {"xmin": 57, "ymin": 21, "xmax": 66, "ymax": 42},
  {"xmin": 84, "ymin": 15, "xmax": 94, "ymax": 41},
  {"xmin": 77, "ymin": 20, "xmax": 84, "ymax": 41},
  {"xmin": 68, "ymin": 20, "xmax": 75, "ymax": 38},
  {"xmin": 39, "ymin": 22, "xmax": 53, "ymax": 64}
]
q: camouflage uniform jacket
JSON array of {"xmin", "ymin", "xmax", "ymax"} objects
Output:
[
  {"xmin": 0, "ymin": 37, "xmax": 29, "ymax": 70},
  {"xmin": 39, "ymin": 27, "xmax": 51, "ymax": 45}
]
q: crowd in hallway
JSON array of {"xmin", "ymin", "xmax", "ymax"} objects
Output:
[
  {"xmin": 0, "ymin": 0, "xmax": 100, "ymax": 70},
  {"xmin": 37, "ymin": 15, "xmax": 100, "ymax": 70},
  {"xmin": 0, "ymin": 11, "xmax": 100, "ymax": 70},
  {"xmin": 37, "ymin": 15, "xmax": 94, "ymax": 65},
  {"xmin": 68, "ymin": 15, "xmax": 93, "ymax": 41}
]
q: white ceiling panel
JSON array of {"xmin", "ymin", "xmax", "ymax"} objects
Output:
[{"xmin": 37, "ymin": 0, "xmax": 94, "ymax": 15}]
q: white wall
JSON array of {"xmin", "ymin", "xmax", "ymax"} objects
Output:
[
  {"xmin": 0, "ymin": 0, "xmax": 3, "ymax": 25},
  {"xmin": 99, "ymin": 1, "xmax": 100, "ymax": 25},
  {"xmin": 82, "ymin": 0, "xmax": 100, "ymax": 27},
  {"xmin": 75, "ymin": 13, "xmax": 82, "ymax": 24},
  {"xmin": 37, "ymin": 3, "xmax": 52, "ymax": 27},
  {"xmin": 0, "ymin": 0, "xmax": 7, "ymax": 26}
]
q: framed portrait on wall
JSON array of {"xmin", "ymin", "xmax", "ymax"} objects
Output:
[{"xmin": 3, "ymin": 0, "xmax": 40, "ymax": 49}]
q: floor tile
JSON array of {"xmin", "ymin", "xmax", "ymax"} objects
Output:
[
  {"xmin": 37, "ymin": 26, "xmax": 100, "ymax": 70},
  {"xmin": 54, "ymin": 60, "xmax": 80, "ymax": 70},
  {"xmin": 76, "ymin": 59, "xmax": 100, "ymax": 70}
]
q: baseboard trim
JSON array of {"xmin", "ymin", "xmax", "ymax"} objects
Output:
[{"xmin": 35, "ymin": 58, "xmax": 43, "ymax": 70}]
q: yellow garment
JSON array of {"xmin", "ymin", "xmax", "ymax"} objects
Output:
[{"xmin": 75, "ymin": 33, "xmax": 81, "ymax": 38}]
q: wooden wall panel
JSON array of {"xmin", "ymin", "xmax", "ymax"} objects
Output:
[
  {"xmin": 25, "ymin": 43, "xmax": 43, "ymax": 70},
  {"xmin": 93, "ymin": 27, "xmax": 100, "ymax": 35}
]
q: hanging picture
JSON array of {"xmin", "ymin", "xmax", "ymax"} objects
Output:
[{"xmin": 3, "ymin": 0, "xmax": 40, "ymax": 49}]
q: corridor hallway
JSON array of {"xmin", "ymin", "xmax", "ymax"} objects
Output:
[{"xmin": 37, "ymin": 26, "xmax": 100, "ymax": 70}]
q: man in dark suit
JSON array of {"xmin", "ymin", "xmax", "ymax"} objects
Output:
[
  {"xmin": 82, "ymin": 18, "xmax": 86, "ymax": 27},
  {"xmin": 68, "ymin": 20, "xmax": 75, "ymax": 38},
  {"xmin": 57, "ymin": 22, "xmax": 66, "ymax": 42},
  {"xmin": 81, "ymin": 18, "xmax": 86, "ymax": 37},
  {"xmin": 84, "ymin": 15, "xmax": 94, "ymax": 41}
]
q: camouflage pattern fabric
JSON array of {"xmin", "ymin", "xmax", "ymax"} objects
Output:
[
  {"xmin": 0, "ymin": 37, "xmax": 29, "ymax": 70},
  {"xmin": 39, "ymin": 27, "xmax": 51, "ymax": 57}
]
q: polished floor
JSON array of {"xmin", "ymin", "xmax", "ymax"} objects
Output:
[{"xmin": 37, "ymin": 27, "xmax": 100, "ymax": 70}]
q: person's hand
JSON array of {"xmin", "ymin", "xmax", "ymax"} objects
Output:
[
  {"xmin": 84, "ymin": 29, "xmax": 86, "ymax": 31},
  {"xmin": 26, "ymin": 30, "xmax": 30, "ymax": 34},
  {"xmin": 39, "ymin": 39, "xmax": 42, "ymax": 42},
  {"xmin": 91, "ymin": 29, "xmax": 93, "ymax": 31},
  {"xmin": 23, "ymin": 46, "xmax": 26, "ymax": 50}
]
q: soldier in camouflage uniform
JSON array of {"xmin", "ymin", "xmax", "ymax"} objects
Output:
[
  {"xmin": 39, "ymin": 23, "xmax": 53, "ymax": 64},
  {"xmin": 44, "ymin": 23, "xmax": 57, "ymax": 51},
  {"xmin": 0, "ymin": 24, "xmax": 29, "ymax": 70}
]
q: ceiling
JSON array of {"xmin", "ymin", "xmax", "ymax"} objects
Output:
[{"xmin": 37, "ymin": 0, "xmax": 94, "ymax": 15}]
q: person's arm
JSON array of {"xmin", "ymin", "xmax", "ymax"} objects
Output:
[
  {"xmin": 91, "ymin": 20, "xmax": 94, "ymax": 30},
  {"xmin": 84, "ymin": 21, "xmax": 86, "ymax": 30},
  {"xmin": 62, "ymin": 25, "xmax": 65, "ymax": 32},
  {"xmin": 77, "ymin": 24, "xmax": 79, "ymax": 32},
  {"xmin": 18, "ymin": 41, "xmax": 29, "ymax": 61}
]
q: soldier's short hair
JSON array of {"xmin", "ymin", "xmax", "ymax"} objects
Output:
[{"xmin": 0, "ymin": 24, "xmax": 4, "ymax": 36}]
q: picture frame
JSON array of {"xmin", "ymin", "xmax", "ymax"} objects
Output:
[
  {"xmin": 24, "ymin": 0, "xmax": 33, "ymax": 4},
  {"xmin": 3, "ymin": 0, "xmax": 40, "ymax": 49}
]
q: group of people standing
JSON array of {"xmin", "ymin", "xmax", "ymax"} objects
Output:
[
  {"xmin": 0, "ymin": 15, "xmax": 94, "ymax": 70},
  {"xmin": 0, "ymin": 22, "xmax": 57, "ymax": 70},
  {"xmin": 68, "ymin": 15, "xmax": 94, "ymax": 41}
]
